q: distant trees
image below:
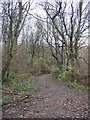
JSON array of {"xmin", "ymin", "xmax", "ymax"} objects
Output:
[
  {"xmin": 22, "ymin": 18, "xmax": 45, "ymax": 64},
  {"xmin": 1, "ymin": 1, "xmax": 30, "ymax": 81}
]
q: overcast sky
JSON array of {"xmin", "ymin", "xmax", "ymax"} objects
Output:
[
  {"xmin": 26, "ymin": 0, "xmax": 90, "ymax": 18},
  {"xmin": 1, "ymin": 0, "xmax": 90, "ymax": 17}
]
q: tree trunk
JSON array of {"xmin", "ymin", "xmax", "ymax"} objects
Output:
[{"xmin": 2, "ymin": 54, "xmax": 12, "ymax": 81}]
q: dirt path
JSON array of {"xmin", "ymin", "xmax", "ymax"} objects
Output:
[{"xmin": 3, "ymin": 74, "xmax": 89, "ymax": 118}]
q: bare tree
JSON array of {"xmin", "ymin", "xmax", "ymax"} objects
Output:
[
  {"xmin": 1, "ymin": 0, "xmax": 30, "ymax": 81},
  {"xmin": 41, "ymin": 0, "xmax": 88, "ymax": 71}
]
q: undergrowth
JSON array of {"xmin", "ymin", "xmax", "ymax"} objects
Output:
[
  {"xmin": 11, "ymin": 78, "xmax": 37, "ymax": 92},
  {"xmin": 3, "ymin": 72, "xmax": 38, "ymax": 105},
  {"xmin": 67, "ymin": 80, "xmax": 88, "ymax": 90},
  {"xmin": 2, "ymin": 95, "xmax": 11, "ymax": 105},
  {"xmin": 59, "ymin": 66, "xmax": 88, "ymax": 91}
]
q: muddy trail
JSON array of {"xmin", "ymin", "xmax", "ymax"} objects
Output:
[{"xmin": 2, "ymin": 74, "xmax": 89, "ymax": 118}]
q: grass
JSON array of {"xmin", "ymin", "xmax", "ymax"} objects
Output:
[
  {"xmin": 7, "ymin": 72, "xmax": 37, "ymax": 92},
  {"xmin": 11, "ymin": 79, "xmax": 37, "ymax": 92},
  {"xmin": 66, "ymin": 80, "xmax": 88, "ymax": 90},
  {"xmin": 2, "ymin": 95, "xmax": 11, "ymax": 105},
  {"xmin": 2, "ymin": 73, "xmax": 38, "ymax": 105},
  {"xmin": 59, "ymin": 68, "xmax": 89, "ymax": 91}
]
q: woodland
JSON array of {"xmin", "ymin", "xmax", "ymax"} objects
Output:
[{"xmin": 0, "ymin": 0, "xmax": 89, "ymax": 118}]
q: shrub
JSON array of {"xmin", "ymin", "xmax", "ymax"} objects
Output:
[
  {"xmin": 59, "ymin": 70, "xmax": 68, "ymax": 81},
  {"xmin": 67, "ymin": 80, "xmax": 88, "ymax": 90},
  {"xmin": 38, "ymin": 57, "xmax": 49, "ymax": 70},
  {"xmin": 59, "ymin": 65, "xmax": 77, "ymax": 82},
  {"xmin": 59, "ymin": 66, "xmax": 89, "ymax": 90}
]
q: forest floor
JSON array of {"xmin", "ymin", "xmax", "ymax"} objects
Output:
[{"xmin": 2, "ymin": 74, "xmax": 89, "ymax": 118}]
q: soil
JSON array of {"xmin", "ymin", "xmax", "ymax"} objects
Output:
[{"xmin": 2, "ymin": 74, "xmax": 89, "ymax": 118}]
